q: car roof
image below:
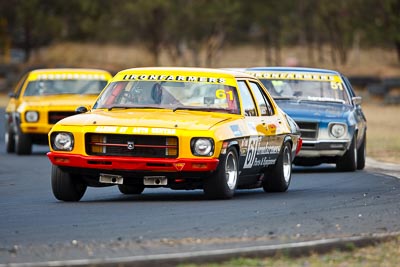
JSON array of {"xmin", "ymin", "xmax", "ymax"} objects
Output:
[
  {"xmin": 118, "ymin": 67, "xmax": 254, "ymax": 79},
  {"xmin": 246, "ymin": 66, "xmax": 341, "ymax": 75},
  {"xmin": 29, "ymin": 68, "xmax": 112, "ymax": 74}
]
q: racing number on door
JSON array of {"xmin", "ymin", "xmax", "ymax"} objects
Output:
[{"xmin": 244, "ymin": 136, "xmax": 260, "ymax": 169}]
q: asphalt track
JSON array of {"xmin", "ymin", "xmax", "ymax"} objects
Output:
[{"xmin": 1, "ymin": 108, "xmax": 400, "ymax": 266}]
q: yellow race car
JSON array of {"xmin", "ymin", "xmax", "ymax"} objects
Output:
[
  {"xmin": 47, "ymin": 67, "xmax": 302, "ymax": 201},
  {"xmin": 5, "ymin": 68, "xmax": 112, "ymax": 155}
]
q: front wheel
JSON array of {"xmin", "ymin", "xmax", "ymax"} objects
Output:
[
  {"xmin": 5, "ymin": 128, "xmax": 15, "ymax": 153},
  {"xmin": 336, "ymin": 135, "xmax": 357, "ymax": 172},
  {"xmin": 357, "ymin": 133, "xmax": 366, "ymax": 170},
  {"xmin": 15, "ymin": 127, "xmax": 32, "ymax": 155},
  {"xmin": 263, "ymin": 142, "xmax": 292, "ymax": 192},
  {"xmin": 203, "ymin": 147, "xmax": 238, "ymax": 199},
  {"xmin": 51, "ymin": 165, "xmax": 87, "ymax": 201}
]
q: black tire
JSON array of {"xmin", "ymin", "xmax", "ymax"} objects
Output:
[
  {"xmin": 15, "ymin": 127, "xmax": 32, "ymax": 155},
  {"xmin": 336, "ymin": 135, "xmax": 357, "ymax": 172},
  {"xmin": 51, "ymin": 165, "xmax": 87, "ymax": 201},
  {"xmin": 357, "ymin": 133, "xmax": 366, "ymax": 170},
  {"xmin": 203, "ymin": 147, "xmax": 238, "ymax": 200},
  {"xmin": 118, "ymin": 184, "xmax": 145, "ymax": 195},
  {"xmin": 5, "ymin": 128, "xmax": 15, "ymax": 153},
  {"xmin": 263, "ymin": 142, "xmax": 292, "ymax": 192}
]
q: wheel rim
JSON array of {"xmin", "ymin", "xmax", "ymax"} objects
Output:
[
  {"xmin": 14, "ymin": 133, "xmax": 19, "ymax": 145},
  {"xmin": 283, "ymin": 146, "xmax": 291, "ymax": 183},
  {"xmin": 353, "ymin": 138, "xmax": 357, "ymax": 166},
  {"xmin": 225, "ymin": 151, "xmax": 238, "ymax": 190},
  {"xmin": 5, "ymin": 132, "xmax": 9, "ymax": 144}
]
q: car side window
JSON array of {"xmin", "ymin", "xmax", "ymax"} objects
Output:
[
  {"xmin": 248, "ymin": 81, "xmax": 274, "ymax": 116},
  {"xmin": 237, "ymin": 80, "xmax": 257, "ymax": 116},
  {"xmin": 341, "ymin": 75, "xmax": 356, "ymax": 105},
  {"xmin": 13, "ymin": 73, "xmax": 28, "ymax": 98}
]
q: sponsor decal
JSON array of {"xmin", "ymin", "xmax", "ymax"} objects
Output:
[
  {"xmin": 267, "ymin": 123, "xmax": 277, "ymax": 135},
  {"xmin": 247, "ymin": 122, "xmax": 258, "ymax": 135},
  {"xmin": 122, "ymin": 74, "xmax": 226, "ymax": 84},
  {"xmin": 256, "ymin": 141, "xmax": 281, "ymax": 155},
  {"xmin": 230, "ymin": 125, "xmax": 242, "ymax": 137},
  {"xmin": 243, "ymin": 137, "xmax": 281, "ymax": 169},
  {"xmin": 95, "ymin": 126, "xmax": 119, "ymax": 133},
  {"xmin": 252, "ymin": 157, "xmax": 276, "ymax": 167},
  {"xmin": 37, "ymin": 73, "xmax": 108, "ymax": 80},
  {"xmin": 95, "ymin": 126, "xmax": 176, "ymax": 135},
  {"xmin": 132, "ymin": 127, "xmax": 176, "ymax": 135},
  {"xmin": 243, "ymin": 136, "xmax": 261, "ymax": 169},
  {"xmin": 248, "ymin": 72, "xmax": 338, "ymax": 82}
]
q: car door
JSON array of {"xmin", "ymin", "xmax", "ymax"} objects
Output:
[
  {"xmin": 246, "ymin": 80, "xmax": 283, "ymax": 165},
  {"xmin": 236, "ymin": 80, "xmax": 282, "ymax": 178}
]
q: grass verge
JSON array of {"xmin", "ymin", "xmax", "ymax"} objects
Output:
[
  {"xmin": 363, "ymin": 103, "xmax": 400, "ymax": 163},
  {"xmin": 179, "ymin": 236, "xmax": 400, "ymax": 267}
]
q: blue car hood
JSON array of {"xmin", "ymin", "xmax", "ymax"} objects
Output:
[{"xmin": 275, "ymin": 99, "xmax": 352, "ymax": 122}]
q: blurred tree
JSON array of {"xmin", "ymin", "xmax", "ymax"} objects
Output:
[
  {"xmin": 177, "ymin": 0, "xmax": 242, "ymax": 67},
  {"xmin": 0, "ymin": 0, "xmax": 398, "ymax": 66},
  {"xmin": 0, "ymin": 0, "xmax": 63, "ymax": 62},
  {"xmin": 247, "ymin": 0, "xmax": 295, "ymax": 66},
  {"xmin": 380, "ymin": 0, "xmax": 400, "ymax": 62},
  {"xmin": 110, "ymin": 0, "xmax": 170, "ymax": 65},
  {"xmin": 55, "ymin": 0, "xmax": 114, "ymax": 42},
  {"xmin": 316, "ymin": 0, "xmax": 360, "ymax": 65}
]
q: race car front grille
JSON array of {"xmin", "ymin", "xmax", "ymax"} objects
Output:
[
  {"xmin": 296, "ymin": 121, "xmax": 318, "ymax": 140},
  {"xmin": 48, "ymin": 111, "xmax": 76, "ymax": 124},
  {"xmin": 85, "ymin": 133, "xmax": 178, "ymax": 158}
]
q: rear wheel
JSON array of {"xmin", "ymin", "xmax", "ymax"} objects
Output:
[
  {"xmin": 203, "ymin": 147, "xmax": 238, "ymax": 199},
  {"xmin": 15, "ymin": 127, "xmax": 32, "ymax": 155},
  {"xmin": 51, "ymin": 165, "xmax": 87, "ymax": 201},
  {"xmin": 263, "ymin": 142, "xmax": 292, "ymax": 192},
  {"xmin": 118, "ymin": 184, "xmax": 145, "ymax": 195},
  {"xmin": 336, "ymin": 135, "xmax": 357, "ymax": 172}
]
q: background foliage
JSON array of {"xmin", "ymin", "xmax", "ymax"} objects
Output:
[{"xmin": 0, "ymin": 0, "xmax": 399, "ymax": 67}]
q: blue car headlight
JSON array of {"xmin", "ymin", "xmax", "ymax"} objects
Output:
[{"xmin": 329, "ymin": 123, "xmax": 347, "ymax": 138}]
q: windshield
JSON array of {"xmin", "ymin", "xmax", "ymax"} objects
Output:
[
  {"xmin": 93, "ymin": 81, "xmax": 240, "ymax": 114},
  {"xmin": 24, "ymin": 80, "xmax": 108, "ymax": 96},
  {"xmin": 260, "ymin": 79, "xmax": 350, "ymax": 104}
]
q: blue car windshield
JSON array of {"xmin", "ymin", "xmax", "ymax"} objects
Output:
[{"xmin": 260, "ymin": 79, "xmax": 351, "ymax": 104}]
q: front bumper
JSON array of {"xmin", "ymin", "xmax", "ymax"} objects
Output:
[
  {"xmin": 47, "ymin": 152, "xmax": 220, "ymax": 172},
  {"xmin": 298, "ymin": 140, "xmax": 350, "ymax": 157}
]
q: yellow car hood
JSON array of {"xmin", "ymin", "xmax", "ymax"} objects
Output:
[
  {"xmin": 59, "ymin": 109, "xmax": 235, "ymax": 131},
  {"xmin": 21, "ymin": 95, "xmax": 97, "ymax": 107}
]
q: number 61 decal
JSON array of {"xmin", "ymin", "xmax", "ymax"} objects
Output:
[
  {"xmin": 216, "ymin": 89, "xmax": 234, "ymax": 100},
  {"xmin": 330, "ymin": 82, "xmax": 343, "ymax": 90}
]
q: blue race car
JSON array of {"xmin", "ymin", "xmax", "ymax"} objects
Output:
[{"xmin": 246, "ymin": 67, "xmax": 367, "ymax": 171}]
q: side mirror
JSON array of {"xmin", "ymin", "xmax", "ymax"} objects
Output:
[
  {"xmin": 352, "ymin": 96, "xmax": 362, "ymax": 105},
  {"xmin": 8, "ymin": 92, "xmax": 16, "ymax": 98},
  {"xmin": 75, "ymin": 106, "xmax": 88, "ymax": 114}
]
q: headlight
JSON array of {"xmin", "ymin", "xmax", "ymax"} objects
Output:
[
  {"xmin": 25, "ymin": 111, "xmax": 39, "ymax": 122},
  {"xmin": 52, "ymin": 132, "xmax": 74, "ymax": 151},
  {"xmin": 191, "ymin": 138, "xmax": 214, "ymax": 156},
  {"xmin": 329, "ymin": 123, "xmax": 346, "ymax": 138}
]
